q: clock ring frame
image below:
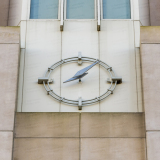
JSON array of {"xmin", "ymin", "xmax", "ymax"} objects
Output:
[{"xmin": 40, "ymin": 56, "xmax": 120, "ymax": 110}]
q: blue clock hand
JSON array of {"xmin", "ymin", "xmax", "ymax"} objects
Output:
[
  {"xmin": 73, "ymin": 60, "xmax": 99, "ymax": 78},
  {"xmin": 63, "ymin": 60, "xmax": 99, "ymax": 83}
]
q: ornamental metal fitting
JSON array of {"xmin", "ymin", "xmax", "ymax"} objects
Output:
[
  {"xmin": 38, "ymin": 55, "xmax": 122, "ymax": 110},
  {"xmin": 38, "ymin": 77, "xmax": 53, "ymax": 84},
  {"xmin": 78, "ymin": 52, "xmax": 82, "ymax": 65},
  {"xmin": 107, "ymin": 77, "xmax": 122, "ymax": 84}
]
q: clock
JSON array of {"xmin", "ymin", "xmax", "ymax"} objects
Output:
[{"xmin": 38, "ymin": 53, "xmax": 122, "ymax": 110}]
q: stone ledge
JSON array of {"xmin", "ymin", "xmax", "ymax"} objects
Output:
[
  {"xmin": 15, "ymin": 112, "xmax": 145, "ymax": 138},
  {"xmin": 141, "ymin": 27, "xmax": 160, "ymax": 44},
  {"xmin": 0, "ymin": 26, "xmax": 20, "ymax": 44}
]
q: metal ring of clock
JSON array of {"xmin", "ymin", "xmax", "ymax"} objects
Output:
[{"xmin": 40, "ymin": 56, "xmax": 120, "ymax": 109}]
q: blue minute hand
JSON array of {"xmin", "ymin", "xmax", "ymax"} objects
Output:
[
  {"xmin": 63, "ymin": 60, "xmax": 99, "ymax": 83},
  {"xmin": 73, "ymin": 60, "xmax": 99, "ymax": 78}
]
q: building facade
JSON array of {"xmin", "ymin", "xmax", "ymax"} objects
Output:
[{"xmin": 0, "ymin": 0, "xmax": 160, "ymax": 159}]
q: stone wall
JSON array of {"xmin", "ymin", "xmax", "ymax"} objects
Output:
[
  {"xmin": 141, "ymin": 26, "xmax": 160, "ymax": 160},
  {"xmin": 13, "ymin": 112, "xmax": 146, "ymax": 160},
  {"xmin": 0, "ymin": 27, "xmax": 20, "ymax": 160}
]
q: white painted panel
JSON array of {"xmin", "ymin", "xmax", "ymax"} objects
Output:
[
  {"xmin": 132, "ymin": 0, "xmax": 140, "ymax": 20},
  {"xmin": 21, "ymin": 0, "xmax": 29, "ymax": 20},
  {"xmin": 22, "ymin": 21, "xmax": 61, "ymax": 112},
  {"xmin": 20, "ymin": 21, "xmax": 26, "ymax": 48},
  {"xmin": 139, "ymin": 0, "xmax": 150, "ymax": 26},
  {"xmin": 100, "ymin": 21, "xmax": 138, "ymax": 112},
  {"xmin": 17, "ymin": 49, "xmax": 25, "ymax": 112},
  {"xmin": 135, "ymin": 47, "xmax": 143, "ymax": 112},
  {"xmin": 134, "ymin": 21, "xmax": 140, "ymax": 47},
  {"xmin": 61, "ymin": 21, "xmax": 99, "ymax": 112}
]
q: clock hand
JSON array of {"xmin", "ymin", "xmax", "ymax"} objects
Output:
[
  {"xmin": 63, "ymin": 73, "xmax": 88, "ymax": 83},
  {"xmin": 73, "ymin": 60, "xmax": 99, "ymax": 78},
  {"xmin": 63, "ymin": 60, "xmax": 99, "ymax": 83}
]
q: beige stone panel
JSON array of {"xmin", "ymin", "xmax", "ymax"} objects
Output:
[
  {"xmin": 0, "ymin": 0, "xmax": 9, "ymax": 26},
  {"xmin": 20, "ymin": 21, "xmax": 27, "ymax": 49},
  {"xmin": 149, "ymin": 0, "xmax": 160, "ymax": 26},
  {"xmin": 147, "ymin": 132, "xmax": 160, "ymax": 160},
  {"xmin": 22, "ymin": 21, "xmax": 61, "ymax": 112},
  {"xmin": 17, "ymin": 49, "xmax": 25, "ymax": 112},
  {"xmin": 81, "ymin": 138, "xmax": 146, "ymax": 160},
  {"xmin": 61, "ymin": 21, "xmax": 99, "ymax": 112},
  {"xmin": 0, "ymin": 132, "xmax": 13, "ymax": 160},
  {"xmin": 141, "ymin": 44, "xmax": 160, "ymax": 130},
  {"xmin": 0, "ymin": 27, "xmax": 20, "ymax": 44},
  {"xmin": 0, "ymin": 44, "xmax": 19, "ymax": 130},
  {"xmin": 141, "ymin": 27, "xmax": 160, "ymax": 43},
  {"xmin": 139, "ymin": 0, "xmax": 150, "ymax": 26},
  {"xmin": 134, "ymin": 21, "xmax": 140, "ymax": 47},
  {"xmin": 81, "ymin": 113, "xmax": 145, "ymax": 137},
  {"xmin": 14, "ymin": 138, "xmax": 79, "ymax": 160},
  {"xmin": 15, "ymin": 113, "xmax": 79, "ymax": 137},
  {"xmin": 8, "ymin": 0, "xmax": 22, "ymax": 26},
  {"xmin": 135, "ymin": 48, "xmax": 143, "ymax": 112},
  {"xmin": 100, "ymin": 21, "xmax": 138, "ymax": 112}
]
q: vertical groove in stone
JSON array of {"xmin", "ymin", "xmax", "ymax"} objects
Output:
[{"xmin": 79, "ymin": 113, "xmax": 81, "ymax": 160}]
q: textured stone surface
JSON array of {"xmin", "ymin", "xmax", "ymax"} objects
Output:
[
  {"xmin": 149, "ymin": 0, "xmax": 160, "ymax": 26},
  {"xmin": 81, "ymin": 138, "xmax": 146, "ymax": 160},
  {"xmin": 141, "ymin": 27, "xmax": 160, "ymax": 43},
  {"xmin": 81, "ymin": 113, "xmax": 145, "ymax": 137},
  {"xmin": 8, "ymin": 0, "xmax": 22, "ymax": 26},
  {"xmin": 15, "ymin": 113, "xmax": 79, "ymax": 137},
  {"xmin": 0, "ymin": 44, "xmax": 19, "ymax": 130},
  {"xmin": 147, "ymin": 132, "xmax": 160, "ymax": 160},
  {"xmin": 139, "ymin": 0, "xmax": 150, "ymax": 26},
  {"xmin": 0, "ymin": 0, "xmax": 10, "ymax": 26},
  {"xmin": 141, "ymin": 44, "xmax": 160, "ymax": 130},
  {"xmin": 0, "ymin": 27, "xmax": 20, "ymax": 43},
  {"xmin": 0, "ymin": 132, "xmax": 13, "ymax": 160},
  {"xmin": 13, "ymin": 138, "xmax": 79, "ymax": 160}
]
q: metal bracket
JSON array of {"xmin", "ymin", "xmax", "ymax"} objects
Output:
[
  {"xmin": 96, "ymin": 97, "xmax": 100, "ymax": 101},
  {"xmin": 38, "ymin": 77, "xmax": 53, "ymax": 84},
  {"xmin": 47, "ymin": 89, "xmax": 53, "ymax": 95},
  {"xmin": 78, "ymin": 97, "xmax": 82, "ymax": 110},
  {"xmin": 78, "ymin": 52, "xmax": 82, "ymax": 65},
  {"xmin": 48, "ymin": 68, "xmax": 53, "ymax": 71},
  {"xmin": 107, "ymin": 67, "xmax": 112, "ymax": 71},
  {"xmin": 60, "ymin": 0, "xmax": 64, "ymax": 31},
  {"xmin": 107, "ymin": 77, "xmax": 122, "ymax": 84},
  {"xmin": 108, "ymin": 89, "xmax": 113, "ymax": 94},
  {"xmin": 97, "ymin": 0, "xmax": 101, "ymax": 31}
]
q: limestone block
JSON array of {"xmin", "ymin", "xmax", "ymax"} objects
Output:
[
  {"xmin": 22, "ymin": 21, "xmax": 61, "ymax": 112},
  {"xmin": 0, "ymin": 0, "xmax": 10, "ymax": 26},
  {"xmin": 0, "ymin": 132, "xmax": 13, "ymax": 160},
  {"xmin": 81, "ymin": 113, "xmax": 145, "ymax": 137},
  {"xmin": 0, "ymin": 44, "xmax": 19, "ymax": 130},
  {"xmin": 0, "ymin": 27, "xmax": 20, "ymax": 43},
  {"xmin": 139, "ymin": 0, "xmax": 150, "ymax": 26},
  {"xmin": 100, "ymin": 21, "xmax": 138, "ymax": 112},
  {"xmin": 61, "ymin": 21, "xmax": 99, "ymax": 112},
  {"xmin": 8, "ymin": 0, "xmax": 22, "ymax": 26},
  {"xmin": 141, "ymin": 27, "xmax": 160, "ymax": 43},
  {"xmin": 81, "ymin": 138, "xmax": 146, "ymax": 160},
  {"xmin": 141, "ymin": 44, "xmax": 160, "ymax": 130},
  {"xmin": 15, "ymin": 113, "xmax": 79, "ymax": 137},
  {"xmin": 13, "ymin": 138, "xmax": 79, "ymax": 160},
  {"xmin": 147, "ymin": 132, "xmax": 160, "ymax": 160},
  {"xmin": 149, "ymin": 0, "xmax": 160, "ymax": 26}
]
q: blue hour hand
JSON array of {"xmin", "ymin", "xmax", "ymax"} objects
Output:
[{"xmin": 63, "ymin": 73, "xmax": 88, "ymax": 83}]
